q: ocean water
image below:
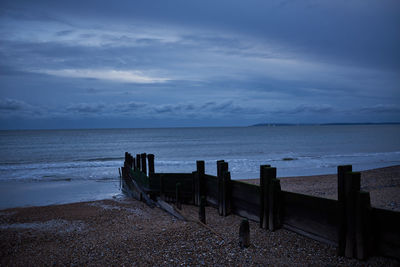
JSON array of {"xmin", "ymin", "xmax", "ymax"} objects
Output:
[{"xmin": 1, "ymin": 125, "xmax": 400, "ymax": 208}]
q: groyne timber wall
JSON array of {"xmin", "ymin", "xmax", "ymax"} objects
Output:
[{"xmin": 120, "ymin": 152, "xmax": 400, "ymax": 261}]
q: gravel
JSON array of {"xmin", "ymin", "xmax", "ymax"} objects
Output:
[
  {"xmin": 0, "ymin": 198, "xmax": 399, "ymax": 266},
  {"xmin": 1, "ymin": 165, "xmax": 399, "ymax": 266}
]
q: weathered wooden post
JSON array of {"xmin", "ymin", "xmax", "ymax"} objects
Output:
[
  {"xmin": 176, "ymin": 183, "xmax": 182, "ymax": 210},
  {"xmin": 133, "ymin": 156, "xmax": 137, "ymax": 170},
  {"xmin": 266, "ymin": 167, "xmax": 281, "ymax": 231},
  {"xmin": 222, "ymin": 169, "xmax": 231, "ymax": 216},
  {"xmin": 217, "ymin": 160, "xmax": 225, "ymax": 215},
  {"xmin": 136, "ymin": 154, "xmax": 141, "ymax": 171},
  {"xmin": 259, "ymin": 164, "xmax": 271, "ymax": 229},
  {"xmin": 192, "ymin": 171, "xmax": 199, "ymax": 205},
  {"xmin": 199, "ymin": 196, "xmax": 206, "ymax": 224},
  {"xmin": 147, "ymin": 154, "xmax": 155, "ymax": 175},
  {"xmin": 159, "ymin": 174, "xmax": 164, "ymax": 200},
  {"xmin": 197, "ymin": 160, "xmax": 205, "ymax": 204},
  {"xmin": 129, "ymin": 154, "xmax": 133, "ymax": 169},
  {"xmin": 239, "ymin": 219, "xmax": 250, "ymax": 248},
  {"xmin": 141, "ymin": 153, "xmax": 147, "ymax": 175},
  {"xmin": 337, "ymin": 165, "xmax": 352, "ymax": 256},
  {"xmin": 356, "ymin": 190, "xmax": 371, "ymax": 260},
  {"xmin": 344, "ymin": 171, "xmax": 361, "ymax": 258},
  {"xmin": 217, "ymin": 161, "xmax": 228, "ymax": 216}
]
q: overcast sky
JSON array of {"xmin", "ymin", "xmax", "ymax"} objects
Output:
[{"xmin": 0, "ymin": 0, "xmax": 399, "ymax": 129}]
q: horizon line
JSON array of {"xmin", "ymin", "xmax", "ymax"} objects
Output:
[{"xmin": 1, "ymin": 122, "xmax": 399, "ymax": 131}]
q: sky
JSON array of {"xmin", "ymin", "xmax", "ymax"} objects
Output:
[{"xmin": 0, "ymin": 0, "xmax": 399, "ymax": 129}]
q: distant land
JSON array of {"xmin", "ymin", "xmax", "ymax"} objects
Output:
[{"xmin": 251, "ymin": 122, "xmax": 400, "ymax": 127}]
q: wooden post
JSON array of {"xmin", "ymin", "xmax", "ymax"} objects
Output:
[
  {"xmin": 222, "ymin": 170, "xmax": 231, "ymax": 216},
  {"xmin": 197, "ymin": 160, "xmax": 205, "ymax": 202},
  {"xmin": 199, "ymin": 196, "xmax": 206, "ymax": 224},
  {"xmin": 259, "ymin": 164, "xmax": 271, "ymax": 229},
  {"xmin": 337, "ymin": 165, "xmax": 352, "ymax": 256},
  {"xmin": 136, "ymin": 154, "xmax": 141, "ymax": 171},
  {"xmin": 218, "ymin": 161, "xmax": 228, "ymax": 216},
  {"xmin": 217, "ymin": 160, "xmax": 225, "ymax": 215},
  {"xmin": 133, "ymin": 156, "xmax": 137, "ymax": 170},
  {"xmin": 239, "ymin": 219, "xmax": 250, "ymax": 248},
  {"xmin": 269, "ymin": 176, "xmax": 281, "ymax": 231},
  {"xmin": 344, "ymin": 172, "xmax": 361, "ymax": 258},
  {"xmin": 147, "ymin": 154, "xmax": 155, "ymax": 175},
  {"xmin": 192, "ymin": 171, "xmax": 199, "ymax": 206},
  {"xmin": 176, "ymin": 183, "xmax": 182, "ymax": 210},
  {"xmin": 356, "ymin": 191, "xmax": 371, "ymax": 260},
  {"xmin": 160, "ymin": 174, "xmax": 164, "ymax": 200},
  {"xmin": 140, "ymin": 153, "xmax": 147, "ymax": 175},
  {"xmin": 129, "ymin": 154, "xmax": 134, "ymax": 169},
  {"xmin": 125, "ymin": 152, "xmax": 129, "ymax": 166}
]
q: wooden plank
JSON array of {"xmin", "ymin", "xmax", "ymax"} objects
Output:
[
  {"xmin": 231, "ymin": 197, "xmax": 260, "ymax": 221},
  {"xmin": 283, "ymin": 224, "xmax": 338, "ymax": 246},
  {"xmin": 231, "ymin": 180, "xmax": 260, "ymax": 204},
  {"xmin": 371, "ymin": 207, "xmax": 400, "ymax": 260},
  {"xmin": 282, "ymin": 191, "xmax": 340, "ymax": 244},
  {"xmin": 156, "ymin": 197, "xmax": 186, "ymax": 221},
  {"xmin": 205, "ymin": 174, "xmax": 218, "ymax": 206},
  {"xmin": 355, "ymin": 191, "xmax": 371, "ymax": 260},
  {"xmin": 176, "ymin": 183, "xmax": 182, "ymax": 210},
  {"xmin": 199, "ymin": 196, "xmax": 206, "ymax": 224}
]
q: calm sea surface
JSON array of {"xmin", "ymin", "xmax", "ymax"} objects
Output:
[{"xmin": 1, "ymin": 125, "xmax": 399, "ymax": 208}]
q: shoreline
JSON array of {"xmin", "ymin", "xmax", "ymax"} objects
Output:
[
  {"xmin": 1, "ymin": 165, "xmax": 399, "ymax": 211},
  {"xmin": 0, "ymin": 165, "xmax": 399, "ymax": 265}
]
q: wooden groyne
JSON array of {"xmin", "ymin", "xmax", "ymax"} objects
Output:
[{"xmin": 120, "ymin": 152, "xmax": 400, "ymax": 261}]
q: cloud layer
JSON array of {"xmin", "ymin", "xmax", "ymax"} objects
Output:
[{"xmin": 0, "ymin": 0, "xmax": 399, "ymax": 129}]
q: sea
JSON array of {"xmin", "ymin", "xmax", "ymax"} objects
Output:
[{"xmin": 1, "ymin": 125, "xmax": 399, "ymax": 209}]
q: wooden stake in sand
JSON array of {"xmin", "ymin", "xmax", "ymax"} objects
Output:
[{"xmin": 239, "ymin": 219, "xmax": 250, "ymax": 248}]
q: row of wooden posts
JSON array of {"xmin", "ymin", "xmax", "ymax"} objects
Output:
[
  {"xmin": 121, "ymin": 152, "xmax": 397, "ymax": 260},
  {"xmin": 124, "ymin": 152, "xmax": 155, "ymax": 175}
]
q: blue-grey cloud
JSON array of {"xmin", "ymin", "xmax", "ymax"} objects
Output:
[
  {"xmin": 66, "ymin": 102, "xmax": 106, "ymax": 114},
  {"xmin": 272, "ymin": 104, "xmax": 335, "ymax": 115},
  {"xmin": 0, "ymin": 98, "xmax": 28, "ymax": 111},
  {"xmin": 0, "ymin": 0, "xmax": 399, "ymax": 129},
  {"xmin": 359, "ymin": 105, "xmax": 400, "ymax": 114},
  {"xmin": 55, "ymin": 30, "xmax": 74, "ymax": 36}
]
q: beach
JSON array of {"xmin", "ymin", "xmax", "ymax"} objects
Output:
[
  {"xmin": 1, "ymin": 166, "xmax": 399, "ymax": 265},
  {"xmin": 245, "ymin": 165, "xmax": 400, "ymax": 211}
]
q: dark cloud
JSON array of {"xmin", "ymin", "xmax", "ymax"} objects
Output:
[
  {"xmin": 55, "ymin": 30, "xmax": 74, "ymax": 36},
  {"xmin": 66, "ymin": 103, "xmax": 106, "ymax": 114},
  {"xmin": 0, "ymin": 98, "xmax": 44, "ymax": 118},
  {"xmin": 0, "ymin": 98, "xmax": 28, "ymax": 111},
  {"xmin": 273, "ymin": 104, "xmax": 335, "ymax": 115},
  {"xmin": 359, "ymin": 105, "xmax": 400, "ymax": 114}
]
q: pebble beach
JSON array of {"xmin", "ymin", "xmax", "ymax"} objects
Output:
[{"xmin": 1, "ymin": 166, "xmax": 399, "ymax": 266}]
